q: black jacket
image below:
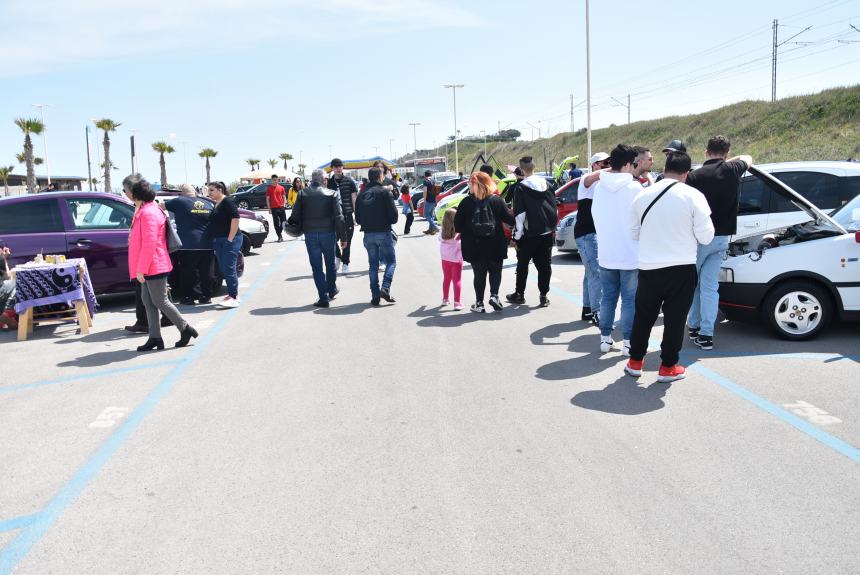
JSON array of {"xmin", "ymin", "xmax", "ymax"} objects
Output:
[
  {"xmin": 327, "ymin": 175, "xmax": 358, "ymax": 217},
  {"xmin": 510, "ymin": 177, "xmax": 558, "ymax": 239},
  {"xmin": 288, "ymin": 184, "xmax": 346, "ymax": 241},
  {"xmin": 355, "ymin": 184, "xmax": 398, "ymax": 232},
  {"xmin": 454, "ymin": 194, "xmax": 515, "ymax": 262}
]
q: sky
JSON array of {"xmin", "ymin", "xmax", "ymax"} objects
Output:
[{"xmin": 1, "ymin": 0, "xmax": 859, "ymax": 188}]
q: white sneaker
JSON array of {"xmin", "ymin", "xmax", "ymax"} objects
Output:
[
  {"xmin": 442, "ymin": 299, "xmax": 450, "ymax": 306},
  {"xmin": 622, "ymin": 340, "xmax": 631, "ymax": 357},
  {"xmin": 600, "ymin": 337, "xmax": 615, "ymax": 353},
  {"xmin": 335, "ymin": 257, "xmax": 342, "ymax": 272},
  {"xmin": 218, "ymin": 296, "xmax": 240, "ymax": 309},
  {"xmin": 341, "ymin": 264, "xmax": 350, "ymax": 274}
]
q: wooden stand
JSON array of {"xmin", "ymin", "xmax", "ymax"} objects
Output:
[{"xmin": 12, "ymin": 262, "xmax": 94, "ymax": 342}]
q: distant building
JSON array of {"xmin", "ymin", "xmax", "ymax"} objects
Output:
[{"xmin": 4, "ymin": 174, "xmax": 88, "ymax": 195}]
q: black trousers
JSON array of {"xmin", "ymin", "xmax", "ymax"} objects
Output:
[
  {"xmin": 629, "ymin": 264, "xmax": 698, "ymax": 367},
  {"xmin": 178, "ymin": 250, "xmax": 214, "ymax": 300},
  {"xmin": 271, "ymin": 208, "xmax": 287, "ymax": 239},
  {"xmin": 471, "ymin": 258, "xmax": 503, "ymax": 302},
  {"xmin": 403, "ymin": 213, "xmax": 414, "ymax": 234},
  {"xmin": 336, "ymin": 223, "xmax": 355, "ymax": 265},
  {"xmin": 514, "ymin": 234, "xmax": 553, "ymax": 295}
]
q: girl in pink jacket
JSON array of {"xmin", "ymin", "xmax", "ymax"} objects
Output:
[
  {"xmin": 439, "ymin": 208, "xmax": 463, "ymax": 310},
  {"xmin": 127, "ymin": 177, "xmax": 197, "ymax": 351}
]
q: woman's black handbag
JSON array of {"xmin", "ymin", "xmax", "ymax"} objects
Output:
[{"xmin": 164, "ymin": 213, "xmax": 183, "ymax": 253}]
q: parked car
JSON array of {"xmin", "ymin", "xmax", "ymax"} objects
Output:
[
  {"xmin": 733, "ymin": 161, "xmax": 860, "ymax": 240},
  {"xmin": 554, "ymin": 211, "xmax": 579, "ymax": 253},
  {"xmin": 0, "ymin": 191, "xmax": 245, "ymax": 295},
  {"xmin": 555, "ymin": 178, "xmax": 579, "ymax": 221},
  {"xmin": 232, "ymin": 181, "xmax": 293, "ymax": 211},
  {"xmin": 718, "ymin": 167, "xmax": 860, "ymax": 340}
]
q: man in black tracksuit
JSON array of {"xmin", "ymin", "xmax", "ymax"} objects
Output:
[
  {"xmin": 507, "ymin": 156, "xmax": 558, "ymax": 307},
  {"xmin": 327, "ymin": 158, "xmax": 358, "ymax": 273}
]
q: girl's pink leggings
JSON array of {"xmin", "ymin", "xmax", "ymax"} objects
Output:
[{"xmin": 441, "ymin": 260, "xmax": 463, "ymax": 303}]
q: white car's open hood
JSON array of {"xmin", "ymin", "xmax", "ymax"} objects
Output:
[{"xmin": 749, "ymin": 166, "xmax": 847, "ymax": 234}]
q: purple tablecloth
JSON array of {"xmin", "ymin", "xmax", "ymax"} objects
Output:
[{"xmin": 13, "ymin": 258, "xmax": 97, "ymax": 317}]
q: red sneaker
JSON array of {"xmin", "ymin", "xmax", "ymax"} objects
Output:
[
  {"xmin": 0, "ymin": 309, "xmax": 18, "ymax": 329},
  {"xmin": 624, "ymin": 359, "xmax": 644, "ymax": 378},
  {"xmin": 657, "ymin": 364, "xmax": 686, "ymax": 383}
]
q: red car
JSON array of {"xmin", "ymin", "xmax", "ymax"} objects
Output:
[{"xmin": 555, "ymin": 178, "xmax": 579, "ymax": 221}]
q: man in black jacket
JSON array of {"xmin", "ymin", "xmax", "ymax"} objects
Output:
[
  {"xmin": 507, "ymin": 156, "xmax": 558, "ymax": 307},
  {"xmin": 327, "ymin": 158, "xmax": 358, "ymax": 273},
  {"xmin": 289, "ymin": 169, "xmax": 347, "ymax": 308},
  {"xmin": 355, "ymin": 167, "xmax": 399, "ymax": 306}
]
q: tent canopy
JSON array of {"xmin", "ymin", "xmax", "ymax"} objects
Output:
[
  {"xmin": 317, "ymin": 156, "xmax": 395, "ymax": 173},
  {"xmin": 240, "ymin": 167, "xmax": 301, "ymax": 183}
]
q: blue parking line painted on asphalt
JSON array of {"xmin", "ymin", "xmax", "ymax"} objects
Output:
[
  {"xmin": 0, "ymin": 243, "xmax": 298, "ymax": 574},
  {"xmin": 683, "ymin": 351, "xmax": 860, "ymax": 363},
  {"xmin": 0, "ymin": 360, "xmax": 183, "ymax": 395},
  {"xmin": 689, "ymin": 362, "xmax": 860, "ymax": 464},
  {"xmin": 0, "ymin": 514, "xmax": 41, "ymax": 534}
]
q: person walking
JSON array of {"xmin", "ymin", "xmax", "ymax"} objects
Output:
[
  {"xmin": 506, "ymin": 156, "xmax": 558, "ymax": 308},
  {"xmin": 685, "ymin": 135, "xmax": 752, "ymax": 350},
  {"xmin": 207, "ymin": 181, "xmax": 242, "ymax": 309},
  {"xmin": 438, "ymin": 208, "xmax": 464, "ymax": 310},
  {"xmin": 127, "ymin": 177, "xmax": 197, "ymax": 351},
  {"xmin": 625, "ymin": 152, "xmax": 715, "ymax": 383},
  {"xmin": 454, "ymin": 172, "xmax": 516, "ymax": 313},
  {"xmin": 288, "ymin": 169, "xmax": 346, "ymax": 308},
  {"xmin": 591, "ymin": 144, "xmax": 643, "ymax": 355},
  {"xmin": 421, "ymin": 170, "xmax": 439, "ymax": 235},
  {"xmin": 400, "ymin": 184, "xmax": 414, "ymax": 234},
  {"xmin": 288, "ymin": 177, "xmax": 302, "ymax": 207},
  {"xmin": 327, "ymin": 158, "xmax": 358, "ymax": 274},
  {"xmin": 354, "ymin": 167, "xmax": 399, "ymax": 306},
  {"xmin": 575, "ymin": 152, "xmax": 610, "ymax": 324},
  {"xmin": 266, "ymin": 174, "xmax": 287, "ymax": 242},
  {"xmin": 166, "ymin": 184, "xmax": 215, "ymax": 306}
]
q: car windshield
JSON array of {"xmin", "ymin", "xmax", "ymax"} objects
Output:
[{"xmin": 832, "ymin": 193, "xmax": 860, "ymax": 231}]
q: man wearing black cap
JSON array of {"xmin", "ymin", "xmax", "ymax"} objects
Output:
[{"xmin": 327, "ymin": 158, "xmax": 358, "ymax": 273}]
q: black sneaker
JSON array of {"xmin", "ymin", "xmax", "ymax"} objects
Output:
[
  {"xmin": 179, "ymin": 297, "xmax": 196, "ymax": 306},
  {"xmin": 505, "ymin": 292, "xmax": 525, "ymax": 305},
  {"xmin": 198, "ymin": 297, "xmax": 212, "ymax": 305},
  {"xmin": 370, "ymin": 298, "xmax": 381, "ymax": 306},
  {"xmin": 539, "ymin": 295, "xmax": 550, "ymax": 307},
  {"xmin": 313, "ymin": 299, "xmax": 330, "ymax": 308},
  {"xmin": 470, "ymin": 302, "xmax": 485, "ymax": 313},
  {"xmin": 380, "ymin": 289, "xmax": 396, "ymax": 303},
  {"xmin": 488, "ymin": 295, "xmax": 503, "ymax": 311},
  {"xmin": 694, "ymin": 335, "xmax": 713, "ymax": 350},
  {"xmin": 581, "ymin": 306, "xmax": 593, "ymax": 321},
  {"xmin": 591, "ymin": 311, "xmax": 600, "ymax": 327},
  {"xmin": 329, "ymin": 288, "xmax": 339, "ymax": 300},
  {"xmin": 688, "ymin": 327, "xmax": 700, "ymax": 341}
]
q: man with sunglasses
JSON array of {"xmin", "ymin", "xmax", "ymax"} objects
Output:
[{"xmin": 574, "ymin": 152, "xmax": 610, "ymax": 324}]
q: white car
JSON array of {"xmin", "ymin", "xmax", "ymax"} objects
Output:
[
  {"xmin": 734, "ymin": 160, "xmax": 860, "ymax": 240},
  {"xmin": 718, "ymin": 167, "xmax": 860, "ymax": 340},
  {"xmin": 555, "ymin": 211, "xmax": 579, "ymax": 253}
]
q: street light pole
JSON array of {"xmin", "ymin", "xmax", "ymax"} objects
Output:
[
  {"xmin": 389, "ymin": 138, "xmax": 395, "ymax": 160},
  {"xmin": 409, "ymin": 122, "xmax": 421, "ymax": 179},
  {"xmin": 33, "ymin": 104, "xmax": 51, "ymax": 185},
  {"xmin": 444, "ymin": 84, "xmax": 464, "ymax": 174},
  {"xmin": 585, "ymin": 0, "xmax": 592, "ymax": 165}
]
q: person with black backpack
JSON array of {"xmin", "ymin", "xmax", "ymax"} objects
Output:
[{"xmin": 453, "ymin": 171, "xmax": 515, "ymax": 313}]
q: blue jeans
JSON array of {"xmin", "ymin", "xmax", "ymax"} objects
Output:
[
  {"xmin": 424, "ymin": 202, "xmax": 438, "ymax": 231},
  {"xmin": 599, "ymin": 267, "xmax": 638, "ymax": 340},
  {"xmin": 213, "ymin": 235, "xmax": 243, "ymax": 298},
  {"xmin": 688, "ymin": 235, "xmax": 729, "ymax": 336},
  {"xmin": 575, "ymin": 233, "xmax": 601, "ymax": 312},
  {"xmin": 363, "ymin": 231, "xmax": 397, "ymax": 298},
  {"xmin": 304, "ymin": 231, "xmax": 338, "ymax": 301}
]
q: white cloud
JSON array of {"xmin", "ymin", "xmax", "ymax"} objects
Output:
[{"xmin": 0, "ymin": 0, "xmax": 478, "ymax": 77}]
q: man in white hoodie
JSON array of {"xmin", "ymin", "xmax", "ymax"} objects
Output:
[
  {"xmin": 591, "ymin": 144, "xmax": 643, "ymax": 354},
  {"xmin": 624, "ymin": 152, "xmax": 715, "ymax": 383}
]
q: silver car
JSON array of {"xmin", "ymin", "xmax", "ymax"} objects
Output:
[{"xmin": 555, "ymin": 211, "xmax": 579, "ymax": 253}]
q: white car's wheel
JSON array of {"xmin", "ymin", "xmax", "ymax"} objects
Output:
[{"xmin": 763, "ymin": 281, "xmax": 831, "ymax": 340}]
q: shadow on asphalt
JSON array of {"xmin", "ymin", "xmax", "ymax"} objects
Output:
[
  {"xmin": 313, "ymin": 302, "xmax": 391, "ymax": 315},
  {"xmin": 284, "ymin": 271, "xmax": 368, "ymax": 282},
  {"xmin": 408, "ymin": 303, "xmax": 530, "ymax": 327},
  {"xmin": 551, "ymin": 253, "xmax": 583, "ymax": 267},
  {"xmin": 249, "ymin": 305, "xmax": 315, "ymax": 316},
  {"xmin": 571, "ymin": 376, "xmax": 671, "ymax": 415},
  {"xmin": 56, "ymin": 347, "xmax": 181, "ymax": 368}
]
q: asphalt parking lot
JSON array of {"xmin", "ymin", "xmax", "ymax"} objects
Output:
[{"xmin": 1, "ymin": 211, "xmax": 858, "ymax": 574}]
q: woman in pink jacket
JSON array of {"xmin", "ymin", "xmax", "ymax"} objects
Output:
[{"xmin": 128, "ymin": 177, "xmax": 197, "ymax": 351}]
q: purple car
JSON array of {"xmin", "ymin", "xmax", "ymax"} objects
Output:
[{"xmin": 0, "ymin": 191, "xmax": 241, "ymax": 295}]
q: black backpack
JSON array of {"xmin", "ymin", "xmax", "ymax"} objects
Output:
[{"xmin": 471, "ymin": 198, "xmax": 496, "ymax": 238}]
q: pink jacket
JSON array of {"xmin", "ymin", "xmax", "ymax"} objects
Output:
[
  {"xmin": 439, "ymin": 234, "xmax": 463, "ymax": 263},
  {"xmin": 128, "ymin": 202, "xmax": 173, "ymax": 279}
]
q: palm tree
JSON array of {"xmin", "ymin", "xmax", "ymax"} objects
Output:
[
  {"xmin": 15, "ymin": 153, "xmax": 43, "ymax": 166},
  {"xmin": 267, "ymin": 159, "xmax": 278, "ymax": 169},
  {"xmin": 152, "ymin": 141, "xmax": 176, "ymax": 186},
  {"xmin": 246, "ymin": 158, "xmax": 261, "ymax": 172},
  {"xmin": 0, "ymin": 166, "xmax": 13, "ymax": 197},
  {"xmin": 279, "ymin": 152, "xmax": 293, "ymax": 169},
  {"xmin": 297, "ymin": 163, "xmax": 307, "ymax": 177},
  {"xmin": 199, "ymin": 148, "xmax": 218, "ymax": 183},
  {"xmin": 94, "ymin": 119, "xmax": 121, "ymax": 192},
  {"xmin": 14, "ymin": 117, "xmax": 44, "ymax": 193}
]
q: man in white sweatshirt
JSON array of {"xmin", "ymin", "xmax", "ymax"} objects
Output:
[
  {"xmin": 624, "ymin": 152, "xmax": 715, "ymax": 383},
  {"xmin": 591, "ymin": 144, "xmax": 643, "ymax": 354}
]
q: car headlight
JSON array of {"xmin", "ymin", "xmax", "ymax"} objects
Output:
[{"xmin": 718, "ymin": 267, "xmax": 734, "ymax": 283}]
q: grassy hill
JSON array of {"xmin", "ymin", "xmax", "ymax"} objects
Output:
[{"xmin": 405, "ymin": 85, "xmax": 860, "ymax": 173}]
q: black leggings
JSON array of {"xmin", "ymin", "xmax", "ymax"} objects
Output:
[
  {"xmin": 470, "ymin": 258, "xmax": 503, "ymax": 302},
  {"xmin": 403, "ymin": 212, "xmax": 414, "ymax": 234}
]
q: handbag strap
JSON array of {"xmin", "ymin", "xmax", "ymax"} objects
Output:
[{"xmin": 640, "ymin": 181, "xmax": 678, "ymax": 225}]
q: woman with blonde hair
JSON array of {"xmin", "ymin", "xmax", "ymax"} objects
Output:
[{"xmin": 453, "ymin": 171, "xmax": 515, "ymax": 313}]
